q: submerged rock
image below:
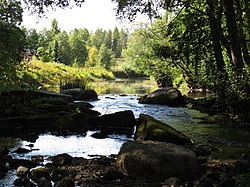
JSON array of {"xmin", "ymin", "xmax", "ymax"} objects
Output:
[
  {"xmin": 139, "ymin": 87, "xmax": 186, "ymax": 106},
  {"xmin": 117, "ymin": 140, "xmax": 202, "ymax": 181},
  {"xmin": 135, "ymin": 114, "xmax": 193, "ymax": 145}
]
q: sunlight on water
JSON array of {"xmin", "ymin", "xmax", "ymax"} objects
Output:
[{"xmin": 12, "ymin": 131, "xmax": 132, "ymax": 160}]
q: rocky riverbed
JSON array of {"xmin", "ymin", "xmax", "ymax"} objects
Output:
[{"xmin": 0, "ymin": 89, "xmax": 250, "ymax": 186}]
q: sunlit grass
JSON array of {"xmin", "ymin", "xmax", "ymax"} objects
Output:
[{"xmin": 18, "ymin": 59, "xmax": 115, "ymax": 91}]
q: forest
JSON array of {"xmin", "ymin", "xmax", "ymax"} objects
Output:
[{"xmin": 0, "ymin": 0, "xmax": 250, "ymax": 119}]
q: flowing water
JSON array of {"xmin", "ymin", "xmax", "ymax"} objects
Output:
[{"xmin": 1, "ymin": 78, "xmax": 250, "ymax": 185}]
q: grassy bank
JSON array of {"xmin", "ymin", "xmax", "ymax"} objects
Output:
[{"xmin": 14, "ymin": 60, "xmax": 115, "ymax": 91}]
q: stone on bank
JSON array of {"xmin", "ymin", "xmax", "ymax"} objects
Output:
[{"xmin": 116, "ymin": 140, "xmax": 202, "ymax": 182}]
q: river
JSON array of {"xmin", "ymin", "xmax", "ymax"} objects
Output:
[{"xmin": 1, "ymin": 78, "xmax": 250, "ymax": 185}]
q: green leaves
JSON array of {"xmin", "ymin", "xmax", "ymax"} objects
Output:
[{"xmin": 0, "ymin": 0, "xmax": 23, "ymax": 25}]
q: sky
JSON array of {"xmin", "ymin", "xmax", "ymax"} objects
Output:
[{"xmin": 21, "ymin": 0, "xmax": 143, "ymax": 32}]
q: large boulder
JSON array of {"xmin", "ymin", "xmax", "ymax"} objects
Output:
[
  {"xmin": 116, "ymin": 140, "xmax": 202, "ymax": 181},
  {"xmin": 139, "ymin": 87, "xmax": 186, "ymax": 106},
  {"xmin": 135, "ymin": 114, "xmax": 193, "ymax": 145},
  {"xmin": 89, "ymin": 110, "xmax": 136, "ymax": 135}
]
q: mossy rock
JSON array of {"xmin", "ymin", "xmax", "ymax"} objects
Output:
[
  {"xmin": 135, "ymin": 114, "xmax": 193, "ymax": 145},
  {"xmin": 30, "ymin": 167, "xmax": 51, "ymax": 182}
]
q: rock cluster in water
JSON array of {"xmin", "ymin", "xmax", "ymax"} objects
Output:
[{"xmin": 0, "ymin": 88, "xmax": 249, "ymax": 186}]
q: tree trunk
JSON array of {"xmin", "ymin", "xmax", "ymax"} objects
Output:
[
  {"xmin": 207, "ymin": 0, "xmax": 227, "ymax": 98},
  {"xmin": 217, "ymin": 0, "xmax": 233, "ymax": 64},
  {"xmin": 222, "ymin": 0, "xmax": 244, "ymax": 70},
  {"xmin": 207, "ymin": 0, "xmax": 226, "ymax": 72},
  {"xmin": 235, "ymin": 0, "xmax": 250, "ymax": 66}
]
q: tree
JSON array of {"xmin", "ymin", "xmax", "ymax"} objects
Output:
[
  {"xmin": 36, "ymin": 20, "xmax": 60, "ymax": 62},
  {"xmin": 120, "ymin": 28, "xmax": 129, "ymax": 53},
  {"xmin": 97, "ymin": 44, "xmax": 114, "ymax": 69},
  {"xmin": 91, "ymin": 28, "xmax": 105, "ymax": 50},
  {"xmin": 114, "ymin": 0, "xmax": 250, "ymax": 102},
  {"xmin": 86, "ymin": 46, "xmax": 98, "ymax": 67},
  {"xmin": 0, "ymin": 20, "xmax": 25, "ymax": 68},
  {"xmin": 0, "ymin": 0, "xmax": 23, "ymax": 25},
  {"xmin": 23, "ymin": 28, "xmax": 39, "ymax": 49},
  {"xmin": 112, "ymin": 27, "xmax": 121, "ymax": 58},
  {"xmin": 51, "ymin": 18, "xmax": 60, "ymax": 36},
  {"xmin": 69, "ymin": 29, "xmax": 88, "ymax": 66},
  {"xmin": 123, "ymin": 27, "xmax": 154, "ymax": 75},
  {"xmin": 104, "ymin": 29, "xmax": 112, "ymax": 49},
  {"xmin": 0, "ymin": 0, "xmax": 25, "ymax": 89},
  {"xmin": 56, "ymin": 31, "xmax": 72, "ymax": 65}
]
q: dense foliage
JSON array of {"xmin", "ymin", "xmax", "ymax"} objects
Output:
[
  {"xmin": 0, "ymin": 0, "xmax": 25, "ymax": 89},
  {"xmin": 117, "ymin": 0, "xmax": 250, "ymax": 115}
]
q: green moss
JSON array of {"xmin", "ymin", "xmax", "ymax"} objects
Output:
[{"xmin": 136, "ymin": 114, "xmax": 192, "ymax": 144}]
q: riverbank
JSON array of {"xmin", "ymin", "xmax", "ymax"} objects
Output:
[{"xmin": 0, "ymin": 60, "xmax": 115, "ymax": 92}]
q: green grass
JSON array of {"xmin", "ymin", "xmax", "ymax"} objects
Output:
[{"xmin": 17, "ymin": 60, "xmax": 115, "ymax": 91}]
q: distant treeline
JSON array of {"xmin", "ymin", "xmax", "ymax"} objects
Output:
[{"xmin": 22, "ymin": 19, "xmax": 129, "ymax": 69}]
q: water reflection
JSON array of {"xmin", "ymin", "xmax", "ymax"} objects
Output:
[
  {"xmin": 12, "ymin": 131, "xmax": 132, "ymax": 160},
  {"xmin": 93, "ymin": 78, "xmax": 158, "ymax": 95}
]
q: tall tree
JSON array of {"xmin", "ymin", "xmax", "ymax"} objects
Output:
[
  {"xmin": 235, "ymin": 0, "xmax": 250, "ymax": 66},
  {"xmin": 69, "ymin": 29, "xmax": 88, "ymax": 65},
  {"xmin": 112, "ymin": 27, "xmax": 121, "ymax": 58},
  {"xmin": 104, "ymin": 29, "xmax": 112, "ymax": 49},
  {"xmin": 222, "ymin": 0, "xmax": 244, "ymax": 70},
  {"xmin": 56, "ymin": 31, "xmax": 72, "ymax": 65},
  {"xmin": 119, "ymin": 28, "xmax": 128, "ymax": 53},
  {"xmin": 51, "ymin": 18, "xmax": 60, "ymax": 36},
  {"xmin": 97, "ymin": 43, "xmax": 114, "ymax": 69},
  {"xmin": 91, "ymin": 28, "xmax": 105, "ymax": 50}
]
